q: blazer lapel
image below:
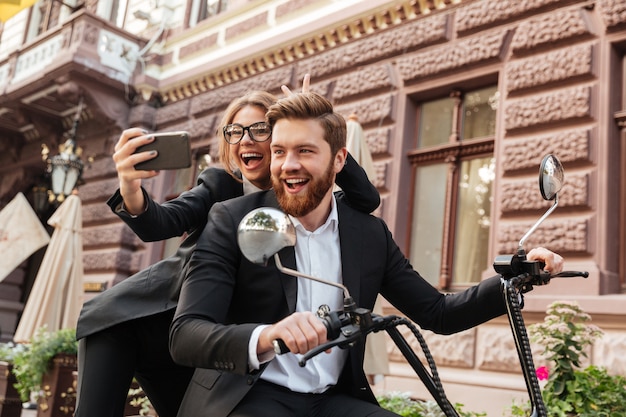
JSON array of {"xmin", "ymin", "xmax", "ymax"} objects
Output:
[
  {"xmin": 278, "ymin": 247, "xmax": 298, "ymax": 312},
  {"xmin": 262, "ymin": 193, "xmax": 298, "ymax": 313},
  {"xmin": 337, "ymin": 202, "xmax": 362, "ymax": 305}
]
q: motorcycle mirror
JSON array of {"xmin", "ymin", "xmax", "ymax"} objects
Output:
[
  {"xmin": 517, "ymin": 154, "xmax": 564, "ymax": 252},
  {"xmin": 539, "ymin": 154, "xmax": 564, "ymax": 201},
  {"xmin": 237, "ymin": 206, "xmax": 352, "ymax": 299},
  {"xmin": 237, "ymin": 207, "xmax": 296, "ymax": 266}
]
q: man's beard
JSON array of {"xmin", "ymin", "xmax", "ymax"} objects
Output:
[{"xmin": 273, "ymin": 159, "xmax": 335, "ymax": 217}]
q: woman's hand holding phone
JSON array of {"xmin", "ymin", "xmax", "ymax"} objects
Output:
[{"xmin": 113, "ymin": 129, "xmax": 191, "ymax": 215}]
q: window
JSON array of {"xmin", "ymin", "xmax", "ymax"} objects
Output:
[
  {"xmin": 407, "ymin": 86, "xmax": 498, "ymax": 289},
  {"xmin": 188, "ymin": 0, "xmax": 227, "ymax": 27},
  {"xmin": 25, "ymin": 0, "xmax": 76, "ymax": 41},
  {"xmin": 96, "ymin": 0, "xmax": 128, "ymax": 27}
]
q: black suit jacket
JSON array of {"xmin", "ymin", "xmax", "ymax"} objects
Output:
[
  {"xmin": 76, "ymin": 168, "xmax": 243, "ymax": 339},
  {"xmin": 170, "ymin": 191, "xmax": 506, "ymax": 417},
  {"xmin": 76, "ymin": 155, "xmax": 379, "ymax": 340}
]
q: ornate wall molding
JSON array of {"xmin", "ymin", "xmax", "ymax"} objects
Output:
[
  {"xmin": 501, "ymin": 128, "xmax": 591, "ymax": 172},
  {"xmin": 497, "ymin": 218, "xmax": 589, "ymax": 254},
  {"xmin": 160, "ymin": 1, "xmax": 460, "ymax": 103},
  {"xmin": 500, "ymin": 172, "xmax": 589, "ymax": 213},
  {"xmin": 504, "ymin": 85, "xmax": 593, "ymax": 131},
  {"xmin": 506, "ymin": 43, "xmax": 595, "ymax": 93}
]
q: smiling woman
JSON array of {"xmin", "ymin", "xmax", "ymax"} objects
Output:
[{"xmin": 219, "ymin": 91, "xmax": 277, "ymax": 191}]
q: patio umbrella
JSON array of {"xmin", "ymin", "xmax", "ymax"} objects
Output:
[
  {"xmin": 0, "ymin": 192, "xmax": 50, "ymax": 283},
  {"xmin": 345, "ymin": 114, "xmax": 389, "ymax": 380},
  {"xmin": 0, "ymin": 0, "xmax": 38, "ymax": 22},
  {"xmin": 346, "ymin": 114, "xmax": 375, "ymax": 182},
  {"xmin": 14, "ymin": 194, "xmax": 84, "ymax": 343}
]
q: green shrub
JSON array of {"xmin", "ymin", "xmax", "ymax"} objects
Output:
[
  {"xmin": 0, "ymin": 341, "xmax": 28, "ymax": 364},
  {"xmin": 377, "ymin": 392, "xmax": 485, "ymax": 417},
  {"xmin": 11, "ymin": 327, "xmax": 78, "ymax": 402},
  {"xmin": 506, "ymin": 301, "xmax": 626, "ymax": 417}
]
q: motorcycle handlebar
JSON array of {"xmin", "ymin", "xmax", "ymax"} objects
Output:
[
  {"xmin": 273, "ymin": 264, "xmax": 589, "ymax": 360},
  {"xmin": 272, "ymin": 309, "xmax": 390, "ymax": 364},
  {"xmin": 272, "ymin": 309, "xmax": 357, "ymax": 356},
  {"xmin": 552, "ymin": 271, "xmax": 589, "ymax": 278}
]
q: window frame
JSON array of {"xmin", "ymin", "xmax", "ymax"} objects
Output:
[
  {"xmin": 615, "ymin": 109, "xmax": 626, "ymax": 290},
  {"xmin": 406, "ymin": 88, "xmax": 497, "ymax": 291},
  {"xmin": 25, "ymin": 0, "xmax": 77, "ymax": 41},
  {"xmin": 96, "ymin": 0, "xmax": 129, "ymax": 27},
  {"xmin": 611, "ymin": 43, "xmax": 626, "ymax": 292},
  {"xmin": 187, "ymin": 0, "xmax": 228, "ymax": 28}
]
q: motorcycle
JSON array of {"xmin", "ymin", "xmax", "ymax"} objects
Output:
[{"xmin": 237, "ymin": 154, "xmax": 588, "ymax": 417}]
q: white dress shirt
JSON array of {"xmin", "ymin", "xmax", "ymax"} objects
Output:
[{"xmin": 248, "ymin": 195, "xmax": 348, "ymax": 393}]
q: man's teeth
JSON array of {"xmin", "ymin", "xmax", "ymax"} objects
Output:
[
  {"xmin": 285, "ymin": 178, "xmax": 307, "ymax": 189},
  {"xmin": 286, "ymin": 179, "xmax": 306, "ymax": 184}
]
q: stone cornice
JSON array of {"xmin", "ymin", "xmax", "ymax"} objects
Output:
[{"xmin": 156, "ymin": 0, "xmax": 463, "ymax": 103}]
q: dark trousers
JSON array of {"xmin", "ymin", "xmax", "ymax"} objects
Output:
[
  {"xmin": 74, "ymin": 309, "xmax": 194, "ymax": 417},
  {"xmin": 230, "ymin": 380, "xmax": 399, "ymax": 417}
]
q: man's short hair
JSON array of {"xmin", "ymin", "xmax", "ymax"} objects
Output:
[{"xmin": 266, "ymin": 92, "xmax": 346, "ymax": 155}]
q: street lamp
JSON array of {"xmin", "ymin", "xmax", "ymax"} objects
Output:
[
  {"xmin": 45, "ymin": 138, "xmax": 84, "ymax": 204},
  {"xmin": 39, "ymin": 99, "xmax": 85, "ymax": 207}
]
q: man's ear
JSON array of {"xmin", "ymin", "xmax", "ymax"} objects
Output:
[{"xmin": 334, "ymin": 148, "xmax": 347, "ymax": 173}]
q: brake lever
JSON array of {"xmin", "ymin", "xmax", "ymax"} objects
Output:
[
  {"xmin": 510, "ymin": 268, "xmax": 589, "ymax": 293},
  {"xmin": 298, "ymin": 325, "xmax": 362, "ymax": 366},
  {"xmin": 552, "ymin": 271, "xmax": 589, "ymax": 278}
]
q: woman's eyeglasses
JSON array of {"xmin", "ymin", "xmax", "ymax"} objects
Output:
[{"xmin": 223, "ymin": 122, "xmax": 272, "ymax": 144}]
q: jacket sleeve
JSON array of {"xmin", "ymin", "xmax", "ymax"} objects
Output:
[
  {"xmin": 169, "ymin": 200, "xmax": 256, "ymax": 374},
  {"xmin": 334, "ymin": 152, "xmax": 380, "ymax": 214},
  {"xmin": 106, "ymin": 168, "xmax": 241, "ymax": 242},
  {"xmin": 368, "ymin": 215, "xmax": 506, "ymax": 335}
]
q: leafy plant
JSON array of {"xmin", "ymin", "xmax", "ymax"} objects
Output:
[
  {"xmin": 377, "ymin": 392, "xmax": 485, "ymax": 417},
  {"xmin": 11, "ymin": 326, "xmax": 78, "ymax": 402},
  {"xmin": 0, "ymin": 341, "xmax": 28, "ymax": 364},
  {"xmin": 378, "ymin": 392, "xmax": 421, "ymax": 416},
  {"xmin": 506, "ymin": 301, "xmax": 626, "ymax": 417}
]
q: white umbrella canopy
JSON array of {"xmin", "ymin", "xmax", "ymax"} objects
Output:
[
  {"xmin": 345, "ymin": 115, "xmax": 389, "ymax": 379},
  {"xmin": 0, "ymin": 192, "xmax": 50, "ymax": 283},
  {"xmin": 14, "ymin": 194, "xmax": 84, "ymax": 343},
  {"xmin": 346, "ymin": 115, "xmax": 376, "ymax": 182}
]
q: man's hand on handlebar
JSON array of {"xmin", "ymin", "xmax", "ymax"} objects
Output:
[
  {"xmin": 258, "ymin": 311, "xmax": 328, "ymax": 356},
  {"xmin": 527, "ymin": 247, "xmax": 564, "ymax": 274}
]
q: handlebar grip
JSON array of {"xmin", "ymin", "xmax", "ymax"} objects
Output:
[
  {"xmin": 272, "ymin": 339, "xmax": 290, "ymax": 355},
  {"xmin": 271, "ymin": 311, "xmax": 344, "ymax": 356}
]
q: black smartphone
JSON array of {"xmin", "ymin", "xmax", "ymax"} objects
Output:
[{"xmin": 133, "ymin": 131, "xmax": 192, "ymax": 171}]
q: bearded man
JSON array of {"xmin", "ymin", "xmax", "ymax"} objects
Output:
[{"xmin": 169, "ymin": 92, "xmax": 564, "ymax": 417}]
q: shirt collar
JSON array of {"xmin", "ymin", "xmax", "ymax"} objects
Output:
[
  {"xmin": 242, "ymin": 175, "xmax": 264, "ymax": 195},
  {"xmin": 290, "ymin": 194, "xmax": 339, "ymax": 234}
]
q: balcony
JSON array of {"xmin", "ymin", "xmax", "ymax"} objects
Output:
[{"xmin": 0, "ymin": 9, "xmax": 146, "ymax": 147}]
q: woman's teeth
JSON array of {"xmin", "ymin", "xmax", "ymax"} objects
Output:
[{"xmin": 242, "ymin": 153, "xmax": 262, "ymax": 165}]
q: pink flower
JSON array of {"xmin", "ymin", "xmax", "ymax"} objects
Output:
[{"xmin": 536, "ymin": 366, "xmax": 549, "ymax": 381}]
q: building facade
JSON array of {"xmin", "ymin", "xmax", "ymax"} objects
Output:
[{"xmin": 1, "ymin": 0, "xmax": 625, "ymax": 414}]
